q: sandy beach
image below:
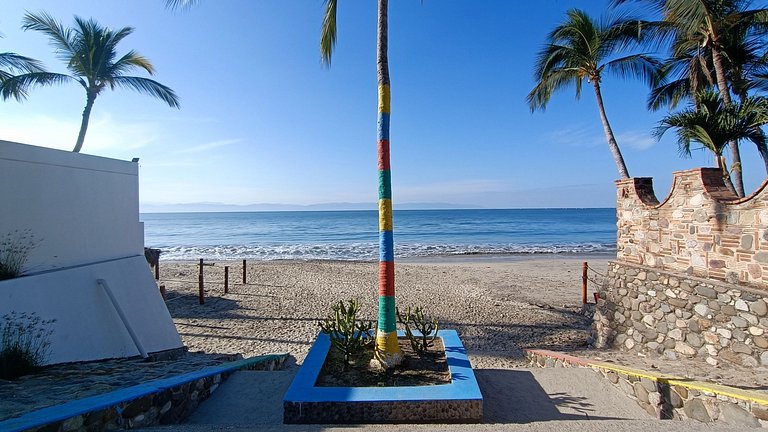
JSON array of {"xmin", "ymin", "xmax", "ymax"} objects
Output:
[
  {"xmin": 159, "ymin": 255, "xmax": 608, "ymax": 369},
  {"xmin": 158, "ymin": 254, "xmax": 768, "ymax": 390}
]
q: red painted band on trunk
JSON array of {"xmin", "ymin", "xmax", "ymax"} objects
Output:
[
  {"xmin": 378, "ymin": 261, "xmax": 395, "ymax": 296},
  {"xmin": 378, "ymin": 140, "xmax": 390, "ymax": 171}
]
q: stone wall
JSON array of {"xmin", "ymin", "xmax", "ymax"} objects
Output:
[
  {"xmin": 593, "ymin": 262, "xmax": 768, "ymax": 367},
  {"xmin": 616, "ymin": 168, "xmax": 768, "ymax": 287},
  {"xmin": 597, "ymin": 168, "xmax": 768, "ymax": 366}
]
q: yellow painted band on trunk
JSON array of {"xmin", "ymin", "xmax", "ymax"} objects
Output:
[
  {"xmin": 378, "ymin": 84, "xmax": 390, "ymax": 114},
  {"xmin": 378, "ymin": 199, "xmax": 393, "ymax": 231},
  {"xmin": 375, "ymin": 330, "xmax": 402, "ymax": 368}
]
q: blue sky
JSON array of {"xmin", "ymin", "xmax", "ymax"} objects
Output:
[{"xmin": 2, "ymin": 0, "xmax": 767, "ymax": 210}]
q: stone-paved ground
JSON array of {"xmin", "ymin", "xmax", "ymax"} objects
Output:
[{"xmin": 0, "ymin": 352, "xmax": 237, "ymax": 422}]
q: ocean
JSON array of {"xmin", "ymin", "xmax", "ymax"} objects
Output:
[{"xmin": 141, "ymin": 208, "xmax": 616, "ymax": 261}]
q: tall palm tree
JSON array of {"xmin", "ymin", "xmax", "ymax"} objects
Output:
[
  {"xmin": 165, "ymin": 0, "xmax": 404, "ymax": 368},
  {"xmin": 654, "ymin": 90, "xmax": 768, "ymax": 182},
  {"xmin": 0, "ymin": 35, "xmax": 45, "ymax": 82},
  {"xmin": 614, "ymin": 0, "xmax": 768, "ymax": 196},
  {"xmin": 0, "ymin": 12, "xmax": 180, "ymax": 153},
  {"xmin": 321, "ymin": 0, "xmax": 403, "ymax": 368},
  {"xmin": 527, "ymin": 9, "xmax": 661, "ymax": 179}
]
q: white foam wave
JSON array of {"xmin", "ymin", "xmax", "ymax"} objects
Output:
[{"xmin": 155, "ymin": 242, "xmax": 615, "ymax": 261}]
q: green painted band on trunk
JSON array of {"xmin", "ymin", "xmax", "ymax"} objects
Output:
[
  {"xmin": 378, "ymin": 170, "xmax": 392, "ymax": 199},
  {"xmin": 377, "ymin": 295, "xmax": 396, "ymax": 333}
]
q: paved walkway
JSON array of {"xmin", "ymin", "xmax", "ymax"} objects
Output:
[{"xmin": 138, "ymin": 368, "xmax": 745, "ymax": 431}]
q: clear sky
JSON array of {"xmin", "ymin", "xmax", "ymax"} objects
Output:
[{"xmin": 2, "ymin": 0, "xmax": 767, "ymax": 210}]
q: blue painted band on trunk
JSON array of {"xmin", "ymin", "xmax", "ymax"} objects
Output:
[
  {"xmin": 377, "ymin": 113, "xmax": 390, "ymax": 141},
  {"xmin": 379, "ymin": 231, "xmax": 394, "ymax": 261}
]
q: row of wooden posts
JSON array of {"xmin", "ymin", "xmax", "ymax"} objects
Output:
[
  {"xmin": 157, "ymin": 259, "xmax": 250, "ymax": 305},
  {"xmin": 158, "ymin": 259, "xmax": 593, "ymax": 306}
]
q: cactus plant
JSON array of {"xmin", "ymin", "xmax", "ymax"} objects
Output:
[
  {"xmin": 318, "ymin": 299, "xmax": 374, "ymax": 370},
  {"xmin": 397, "ymin": 306, "xmax": 439, "ymax": 355}
]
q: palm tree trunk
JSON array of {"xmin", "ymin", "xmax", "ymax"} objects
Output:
[
  {"xmin": 592, "ymin": 81, "xmax": 630, "ymax": 179},
  {"xmin": 73, "ymin": 91, "xmax": 96, "ymax": 153},
  {"xmin": 711, "ymin": 47, "xmax": 745, "ymax": 197},
  {"xmin": 717, "ymin": 155, "xmax": 738, "ymax": 195},
  {"xmin": 374, "ymin": 0, "xmax": 402, "ymax": 369}
]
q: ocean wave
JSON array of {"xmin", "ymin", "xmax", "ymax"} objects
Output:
[{"xmin": 155, "ymin": 242, "xmax": 616, "ymax": 261}]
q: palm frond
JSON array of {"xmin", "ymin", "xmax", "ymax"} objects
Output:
[
  {"xmin": 165, "ymin": 0, "xmax": 198, "ymax": 10},
  {"xmin": 320, "ymin": 0, "xmax": 338, "ymax": 67},
  {"xmin": 0, "ymin": 72, "xmax": 72, "ymax": 101},
  {"xmin": 111, "ymin": 76, "xmax": 180, "ymax": 108},
  {"xmin": 604, "ymin": 53, "xmax": 662, "ymax": 87},
  {"xmin": 109, "ymin": 50, "xmax": 155, "ymax": 76},
  {"xmin": 22, "ymin": 11, "xmax": 75, "ymax": 63},
  {"xmin": 0, "ymin": 52, "xmax": 46, "ymax": 77}
]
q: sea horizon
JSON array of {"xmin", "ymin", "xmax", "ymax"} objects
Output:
[{"xmin": 142, "ymin": 208, "xmax": 617, "ymax": 262}]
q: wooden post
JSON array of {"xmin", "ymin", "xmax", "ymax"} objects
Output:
[
  {"xmin": 242, "ymin": 259, "xmax": 247, "ymax": 284},
  {"xmin": 199, "ymin": 258, "xmax": 205, "ymax": 305},
  {"xmin": 224, "ymin": 266, "xmax": 229, "ymax": 294},
  {"xmin": 155, "ymin": 260, "xmax": 160, "ymax": 280},
  {"xmin": 582, "ymin": 261, "xmax": 588, "ymax": 305},
  {"xmin": 159, "ymin": 284, "xmax": 166, "ymax": 300}
]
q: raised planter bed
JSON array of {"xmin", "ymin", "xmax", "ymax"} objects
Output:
[{"xmin": 283, "ymin": 329, "xmax": 482, "ymax": 424}]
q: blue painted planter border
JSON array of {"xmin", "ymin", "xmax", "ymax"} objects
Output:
[
  {"xmin": 283, "ymin": 329, "xmax": 482, "ymax": 403},
  {"xmin": 0, "ymin": 353, "xmax": 288, "ymax": 432}
]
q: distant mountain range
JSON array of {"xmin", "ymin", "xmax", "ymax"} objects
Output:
[{"xmin": 140, "ymin": 201, "xmax": 485, "ymax": 213}]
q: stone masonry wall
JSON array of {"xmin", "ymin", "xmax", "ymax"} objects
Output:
[
  {"xmin": 593, "ymin": 261, "xmax": 768, "ymax": 367},
  {"xmin": 616, "ymin": 168, "xmax": 768, "ymax": 287}
]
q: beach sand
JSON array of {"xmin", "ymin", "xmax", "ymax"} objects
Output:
[
  {"xmin": 160, "ymin": 255, "xmax": 606, "ymax": 370},
  {"xmin": 159, "ymin": 255, "xmax": 767, "ymax": 390}
]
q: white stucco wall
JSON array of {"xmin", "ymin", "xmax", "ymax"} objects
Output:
[
  {"xmin": 0, "ymin": 256, "xmax": 183, "ymax": 364},
  {"xmin": 0, "ymin": 141, "xmax": 182, "ymax": 364},
  {"xmin": 0, "ymin": 140, "xmax": 143, "ymax": 272}
]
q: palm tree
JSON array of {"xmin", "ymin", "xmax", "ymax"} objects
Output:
[
  {"xmin": 321, "ymin": 0, "xmax": 403, "ymax": 368},
  {"xmin": 654, "ymin": 90, "xmax": 768, "ymax": 183},
  {"xmin": 527, "ymin": 9, "xmax": 661, "ymax": 179},
  {"xmin": 165, "ymin": 0, "xmax": 404, "ymax": 368},
  {"xmin": 613, "ymin": 0, "xmax": 768, "ymax": 196},
  {"xmin": 0, "ymin": 35, "xmax": 45, "ymax": 82},
  {"xmin": 0, "ymin": 12, "xmax": 180, "ymax": 153}
]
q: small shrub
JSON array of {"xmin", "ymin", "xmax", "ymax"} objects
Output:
[
  {"xmin": 0, "ymin": 229, "xmax": 38, "ymax": 280},
  {"xmin": 0, "ymin": 312, "xmax": 55, "ymax": 380},
  {"xmin": 318, "ymin": 299, "xmax": 374, "ymax": 370},
  {"xmin": 397, "ymin": 306, "xmax": 439, "ymax": 355}
]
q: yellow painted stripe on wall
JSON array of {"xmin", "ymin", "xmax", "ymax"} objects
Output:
[
  {"xmin": 378, "ymin": 199, "xmax": 393, "ymax": 231},
  {"xmin": 378, "ymin": 84, "xmax": 390, "ymax": 114}
]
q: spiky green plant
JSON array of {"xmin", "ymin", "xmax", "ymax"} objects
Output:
[
  {"xmin": 397, "ymin": 306, "xmax": 439, "ymax": 355},
  {"xmin": 318, "ymin": 299, "xmax": 374, "ymax": 370}
]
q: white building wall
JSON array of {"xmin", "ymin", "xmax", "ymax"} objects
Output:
[
  {"xmin": 0, "ymin": 140, "xmax": 144, "ymax": 272},
  {"xmin": 0, "ymin": 141, "xmax": 182, "ymax": 364}
]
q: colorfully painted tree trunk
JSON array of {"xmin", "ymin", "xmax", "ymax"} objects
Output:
[{"xmin": 374, "ymin": 0, "xmax": 403, "ymax": 368}]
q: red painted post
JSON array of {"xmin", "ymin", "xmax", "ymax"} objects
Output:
[
  {"xmin": 242, "ymin": 259, "xmax": 247, "ymax": 284},
  {"xmin": 199, "ymin": 258, "xmax": 205, "ymax": 305},
  {"xmin": 224, "ymin": 266, "xmax": 229, "ymax": 294},
  {"xmin": 582, "ymin": 261, "xmax": 588, "ymax": 305}
]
